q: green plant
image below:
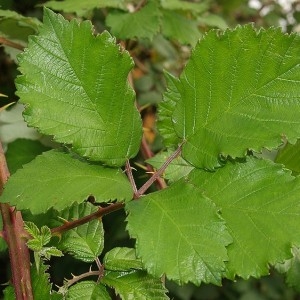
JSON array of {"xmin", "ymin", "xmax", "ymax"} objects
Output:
[{"xmin": 1, "ymin": 1, "xmax": 300, "ymax": 299}]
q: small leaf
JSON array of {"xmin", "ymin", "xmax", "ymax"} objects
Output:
[
  {"xmin": 1, "ymin": 150, "xmax": 132, "ymax": 214},
  {"xmin": 66, "ymin": 281, "xmax": 110, "ymax": 300},
  {"xmin": 54, "ymin": 202, "xmax": 104, "ymax": 262},
  {"xmin": 31, "ymin": 262, "xmax": 62, "ymax": 299},
  {"xmin": 43, "ymin": 0, "xmax": 125, "ymax": 16},
  {"xmin": 24, "ymin": 222, "xmax": 40, "ymax": 240},
  {"xmin": 40, "ymin": 226, "xmax": 52, "ymax": 245},
  {"xmin": 161, "ymin": 10, "xmax": 201, "ymax": 46},
  {"xmin": 106, "ymin": 1, "xmax": 161, "ymax": 40},
  {"xmin": 146, "ymin": 150, "xmax": 194, "ymax": 183},
  {"xmin": 126, "ymin": 180, "xmax": 232, "ymax": 285},
  {"xmin": 165, "ymin": 25, "xmax": 300, "ymax": 169},
  {"xmin": 103, "ymin": 270, "xmax": 168, "ymax": 300},
  {"xmin": 188, "ymin": 157, "xmax": 300, "ymax": 279},
  {"xmin": 104, "ymin": 247, "xmax": 143, "ymax": 271},
  {"xmin": 41, "ymin": 247, "xmax": 63, "ymax": 259},
  {"xmin": 17, "ymin": 8, "xmax": 142, "ymax": 167}
]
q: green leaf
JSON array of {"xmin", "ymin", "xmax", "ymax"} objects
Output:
[
  {"xmin": 0, "ymin": 9, "xmax": 40, "ymax": 41},
  {"xmin": 188, "ymin": 157, "xmax": 300, "ymax": 279},
  {"xmin": 43, "ymin": 0, "xmax": 125, "ymax": 16},
  {"xmin": 3, "ymin": 286, "xmax": 15, "ymax": 300},
  {"xmin": 40, "ymin": 246, "xmax": 63, "ymax": 259},
  {"xmin": 161, "ymin": 10, "xmax": 201, "ymax": 46},
  {"xmin": 66, "ymin": 281, "xmax": 110, "ymax": 300},
  {"xmin": 146, "ymin": 150, "xmax": 194, "ymax": 183},
  {"xmin": 1, "ymin": 150, "xmax": 132, "ymax": 214},
  {"xmin": 106, "ymin": 1, "xmax": 161, "ymax": 40},
  {"xmin": 275, "ymin": 140, "xmax": 300, "ymax": 174},
  {"xmin": 31, "ymin": 262, "xmax": 63, "ymax": 299},
  {"xmin": 160, "ymin": 0, "xmax": 208, "ymax": 13},
  {"xmin": 276, "ymin": 247, "xmax": 300, "ymax": 292},
  {"xmin": 103, "ymin": 270, "xmax": 168, "ymax": 300},
  {"xmin": 54, "ymin": 202, "xmax": 104, "ymax": 262},
  {"xmin": 6, "ymin": 139, "xmax": 50, "ymax": 174},
  {"xmin": 16, "ymin": 8, "xmax": 142, "ymax": 167},
  {"xmin": 126, "ymin": 180, "xmax": 232, "ymax": 285},
  {"xmin": 157, "ymin": 72, "xmax": 181, "ymax": 147},
  {"xmin": 167, "ymin": 25, "xmax": 300, "ymax": 169},
  {"xmin": 104, "ymin": 247, "xmax": 143, "ymax": 271}
]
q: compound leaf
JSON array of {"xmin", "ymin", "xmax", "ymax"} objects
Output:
[
  {"xmin": 165, "ymin": 25, "xmax": 300, "ymax": 169},
  {"xmin": 0, "ymin": 150, "xmax": 132, "ymax": 214},
  {"xmin": 104, "ymin": 247, "xmax": 143, "ymax": 271},
  {"xmin": 126, "ymin": 180, "xmax": 232, "ymax": 285},
  {"xmin": 103, "ymin": 270, "xmax": 168, "ymax": 300},
  {"xmin": 54, "ymin": 202, "xmax": 104, "ymax": 262},
  {"xmin": 188, "ymin": 157, "xmax": 300, "ymax": 279},
  {"xmin": 66, "ymin": 281, "xmax": 110, "ymax": 300},
  {"xmin": 17, "ymin": 8, "xmax": 142, "ymax": 167}
]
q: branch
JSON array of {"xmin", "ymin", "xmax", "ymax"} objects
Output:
[
  {"xmin": 140, "ymin": 136, "xmax": 167, "ymax": 191},
  {"xmin": 135, "ymin": 142, "xmax": 184, "ymax": 198},
  {"xmin": 0, "ymin": 142, "xmax": 33, "ymax": 300},
  {"xmin": 0, "ymin": 37, "xmax": 24, "ymax": 51},
  {"xmin": 51, "ymin": 201, "xmax": 125, "ymax": 236}
]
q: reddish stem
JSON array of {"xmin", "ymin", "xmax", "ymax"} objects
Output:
[
  {"xmin": 51, "ymin": 201, "xmax": 125, "ymax": 236},
  {"xmin": 140, "ymin": 136, "xmax": 167, "ymax": 191},
  {"xmin": 135, "ymin": 142, "xmax": 184, "ymax": 198},
  {"xmin": 0, "ymin": 142, "xmax": 33, "ymax": 300}
]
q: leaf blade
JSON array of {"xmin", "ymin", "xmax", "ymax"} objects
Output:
[
  {"xmin": 126, "ymin": 180, "xmax": 232, "ymax": 285},
  {"xmin": 16, "ymin": 8, "xmax": 142, "ymax": 167},
  {"xmin": 188, "ymin": 158, "xmax": 300, "ymax": 279},
  {"xmin": 168, "ymin": 25, "xmax": 300, "ymax": 169},
  {"xmin": 0, "ymin": 150, "xmax": 132, "ymax": 214}
]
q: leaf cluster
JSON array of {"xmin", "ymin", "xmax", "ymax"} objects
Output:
[{"xmin": 1, "ymin": 2, "xmax": 300, "ymax": 299}]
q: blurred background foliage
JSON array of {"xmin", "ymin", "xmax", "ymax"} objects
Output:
[{"xmin": 1, "ymin": 0, "xmax": 300, "ymax": 299}]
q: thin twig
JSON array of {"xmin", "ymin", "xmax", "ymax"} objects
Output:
[
  {"xmin": 66, "ymin": 270, "xmax": 102, "ymax": 288},
  {"xmin": 125, "ymin": 159, "xmax": 138, "ymax": 197},
  {"xmin": 51, "ymin": 201, "xmax": 125, "ymax": 236},
  {"xmin": 0, "ymin": 37, "xmax": 24, "ymax": 51},
  {"xmin": 135, "ymin": 142, "xmax": 184, "ymax": 198},
  {"xmin": 140, "ymin": 136, "xmax": 167, "ymax": 191}
]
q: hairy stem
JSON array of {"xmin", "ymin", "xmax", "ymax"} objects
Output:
[
  {"xmin": 51, "ymin": 201, "xmax": 125, "ymax": 236},
  {"xmin": 0, "ymin": 142, "xmax": 33, "ymax": 300}
]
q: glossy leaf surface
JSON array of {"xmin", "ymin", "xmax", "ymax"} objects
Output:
[
  {"xmin": 126, "ymin": 180, "xmax": 232, "ymax": 285},
  {"xmin": 163, "ymin": 25, "xmax": 300, "ymax": 169},
  {"xmin": 17, "ymin": 8, "xmax": 142, "ymax": 166}
]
